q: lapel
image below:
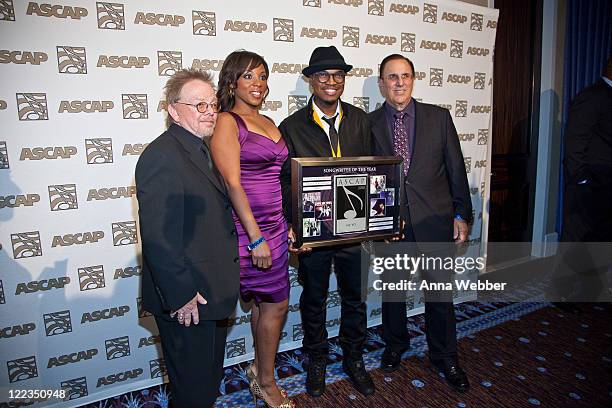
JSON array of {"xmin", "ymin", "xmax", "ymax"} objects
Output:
[
  {"xmin": 410, "ymin": 100, "xmax": 426, "ymax": 179},
  {"xmin": 371, "ymin": 105, "xmax": 393, "ymax": 155},
  {"xmin": 169, "ymin": 125, "xmax": 227, "ymax": 197}
]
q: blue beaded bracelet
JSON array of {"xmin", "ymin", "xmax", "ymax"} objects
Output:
[{"xmin": 247, "ymin": 236, "xmax": 266, "ymax": 251}]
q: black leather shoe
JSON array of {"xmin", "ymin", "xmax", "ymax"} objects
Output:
[
  {"xmin": 380, "ymin": 348, "xmax": 406, "ymax": 372},
  {"xmin": 430, "ymin": 359, "xmax": 470, "ymax": 393},
  {"xmin": 343, "ymin": 358, "xmax": 375, "ymax": 396},
  {"xmin": 305, "ymin": 357, "xmax": 327, "ymax": 397}
]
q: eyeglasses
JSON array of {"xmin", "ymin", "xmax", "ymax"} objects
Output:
[
  {"xmin": 174, "ymin": 100, "xmax": 219, "ymax": 113},
  {"xmin": 383, "ymin": 73, "xmax": 414, "ymax": 82},
  {"xmin": 312, "ymin": 71, "xmax": 347, "ymax": 84}
]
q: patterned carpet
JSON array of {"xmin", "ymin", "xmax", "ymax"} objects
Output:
[{"xmin": 84, "ymin": 301, "xmax": 612, "ymax": 408}]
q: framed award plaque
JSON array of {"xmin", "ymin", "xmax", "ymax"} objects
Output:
[{"xmin": 291, "ymin": 156, "xmax": 403, "ymax": 248}]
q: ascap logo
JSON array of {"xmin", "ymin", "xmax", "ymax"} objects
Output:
[
  {"xmin": 26, "ymin": 2, "xmax": 88, "ymax": 19},
  {"xmin": 470, "ymin": 187, "xmax": 478, "ymax": 195},
  {"xmin": 464, "ymin": 157, "xmax": 472, "ymax": 173},
  {"xmin": 272, "ymin": 63, "xmax": 307, "ymax": 74},
  {"xmin": 471, "ymin": 13, "xmax": 483, "ymax": 31},
  {"xmin": 48, "ymin": 349, "xmax": 97, "ymax": 368},
  {"xmin": 52, "ymin": 231, "xmax": 104, "ymax": 247},
  {"xmin": 471, "ymin": 105, "xmax": 491, "ymax": 114},
  {"xmin": 450, "ymin": 39, "xmax": 463, "ymax": 58},
  {"xmin": 43, "ymin": 310, "xmax": 72, "ymax": 336},
  {"xmin": 137, "ymin": 297, "xmax": 152, "ymax": 318},
  {"xmin": 224, "ymin": 19, "xmax": 267, "ymax": 33},
  {"xmin": 61, "ymin": 376, "xmax": 88, "ymax": 401},
  {"xmin": 15, "ymin": 277, "xmax": 69, "ymax": 295},
  {"xmin": 0, "ymin": 194, "xmax": 40, "ymax": 209},
  {"xmin": 347, "ymin": 67, "xmax": 373, "ymax": 77},
  {"xmin": 57, "ymin": 46, "xmax": 87, "ymax": 74},
  {"xmin": 303, "ymin": 0, "xmax": 321, "ymax": 6},
  {"xmin": 0, "ymin": 141, "xmax": 8, "ymax": 169},
  {"xmin": 1, "ymin": 1, "xmax": 16, "ymax": 21},
  {"xmin": 0, "ymin": 100, "xmax": 6, "ymax": 110},
  {"xmin": 420, "ymin": 39, "xmax": 447, "ymax": 51},
  {"xmin": 273, "ymin": 18, "xmax": 294, "ymax": 42},
  {"xmin": 415, "ymin": 71, "xmax": 426, "ymax": 81},
  {"xmin": 326, "ymin": 290, "xmax": 341, "ymax": 308},
  {"xmin": 58, "ymin": 100, "xmax": 113, "ymax": 113},
  {"xmin": 78, "ymin": 265, "xmax": 105, "ymax": 291},
  {"xmin": 288, "ymin": 95, "xmax": 307, "ymax": 115},
  {"xmin": 287, "ymin": 302, "xmax": 300, "ymax": 313},
  {"xmin": 0, "ymin": 322, "xmax": 36, "ymax": 338},
  {"xmin": 329, "ymin": 0, "xmax": 363, "ymax": 6},
  {"xmin": 292, "ymin": 323, "xmax": 304, "ymax": 341},
  {"xmin": 0, "ymin": 50, "xmax": 48, "ymax": 65},
  {"xmin": 441, "ymin": 12, "xmax": 467, "ymax": 24},
  {"xmin": 260, "ymin": 100, "xmax": 282, "ymax": 112},
  {"xmin": 134, "ymin": 12, "xmax": 184, "ymax": 27},
  {"xmin": 0, "ymin": 280, "xmax": 5, "ymax": 304},
  {"xmin": 226, "ymin": 338, "xmax": 247, "ymax": 358},
  {"xmin": 138, "ymin": 335, "xmax": 160, "ymax": 348},
  {"xmin": 447, "ymin": 74, "xmax": 471, "ymax": 84},
  {"xmin": 122, "ymin": 94, "xmax": 148, "ymax": 119},
  {"xmin": 423, "ymin": 3, "xmax": 437, "ymax": 23},
  {"xmin": 467, "ymin": 47, "xmax": 490, "ymax": 57},
  {"xmin": 150, "ymin": 359, "xmax": 167, "ymax": 378},
  {"xmin": 157, "ymin": 51, "xmax": 182, "ymax": 76},
  {"xmin": 112, "ymin": 221, "xmax": 138, "ymax": 246},
  {"xmin": 487, "ymin": 19, "xmax": 497, "ymax": 29},
  {"xmin": 192, "ymin": 58, "xmax": 224, "ymax": 71},
  {"xmin": 401, "ymin": 32, "xmax": 416, "ymax": 52},
  {"xmin": 300, "ymin": 27, "xmax": 338, "ymax": 40},
  {"xmin": 88, "ymin": 186, "xmax": 135, "ymax": 201},
  {"xmin": 122, "ymin": 143, "xmax": 149, "ymax": 156},
  {"xmin": 368, "ymin": 0, "xmax": 384, "ymax": 15},
  {"xmin": 7, "ymin": 356, "xmax": 38, "ymax": 383},
  {"xmin": 480, "ymin": 181, "xmax": 486, "ymax": 198},
  {"xmin": 370, "ymin": 307, "xmax": 381, "ymax": 317},
  {"xmin": 97, "ymin": 55, "xmax": 150, "ymax": 68},
  {"xmin": 325, "ymin": 317, "xmax": 341, "ymax": 329},
  {"xmin": 114, "ymin": 265, "xmax": 141, "ymax": 279},
  {"xmin": 85, "ymin": 138, "xmax": 113, "ymax": 164},
  {"xmin": 434, "ymin": 102, "xmax": 451, "ymax": 110},
  {"xmin": 353, "ymin": 97, "xmax": 369, "ymax": 112},
  {"xmin": 192, "ymin": 10, "xmax": 215, "ymax": 36},
  {"xmin": 105, "ymin": 336, "xmax": 130, "ymax": 360},
  {"xmin": 475, "ymin": 159, "xmax": 487, "ymax": 169},
  {"xmin": 289, "ymin": 269, "xmax": 299, "ymax": 287},
  {"xmin": 389, "ymin": 3, "xmax": 418, "ymax": 14},
  {"xmin": 458, "ymin": 133, "xmax": 475, "ymax": 142},
  {"xmin": 430, "ymin": 68, "xmax": 443, "ymax": 87},
  {"xmin": 474, "ymin": 72, "xmax": 486, "ymax": 89},
  {"xmin": 343, "ymin": 25, "xmax": 360, "ymax": 47},
  {"xmin": 82, "ymin": 306, "xmax": 129, "ymax": 324},
  {"xmin": 227, "ymin": 314, "xmax": 251, "ymax": 327},
  {"xmin": 48, "ymin": 184, "xmax": 78, "ymax": 211},
  {"xmin": 478, "ymin": 129, "xmax": 488, "ymax": 145},
  {"xmin": 16, "ymin": 92, "xmax": 48, "ymax": 121},
  {"xmin": 365, "ymin": 33, "xmax": 396, "ymax": 46},
  {"xmin": 20, "ymin": 146, "xmax": 76, "ymax": 160},
  {"xmin": 455, "ymin": 100, "xmax": 468, "ymax": 117},
  {"xmin": 97, "ymin": 368, "xmax": 143, "ymax": 388},
  {"xmin": 11, "ymin": 231, "xmax": 42, "ymax": 259},
  {"xmin": 96, "ymin": 1, "xmax": 124, "ymax": 30}
]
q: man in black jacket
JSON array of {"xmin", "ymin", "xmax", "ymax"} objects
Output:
[
  {"xmin": 279, "ymin": 46, "xmax": 374, "ymax": 397},
  {"xmin": 370, "ymin": 54, "xmax": 472, "ymax": 392},
  {"xmin": 136, "ymin": 69, "xmax": 239, "ymax": 407}
]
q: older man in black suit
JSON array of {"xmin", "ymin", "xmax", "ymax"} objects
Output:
[
  {"xmin": 136, "ymin": 69, "xmax": 239, "ymax": 407},
  {"xmin": 369, "ymin": 54, "xmax": 472, "ymax": 392}
]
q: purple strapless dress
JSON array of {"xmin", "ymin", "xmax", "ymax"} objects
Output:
[{"xmin": 228, "ymin": 112, "xmax": 289, "ymax": 304}]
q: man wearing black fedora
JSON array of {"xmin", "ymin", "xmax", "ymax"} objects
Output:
[{"xmin": 279, "ymin": 45, "xmax": 374, "ymax": 397}]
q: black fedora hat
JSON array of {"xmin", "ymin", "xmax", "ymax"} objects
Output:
[{"xmin": 302, "ymin": 45, "xmax": 353, "ymax": 77}]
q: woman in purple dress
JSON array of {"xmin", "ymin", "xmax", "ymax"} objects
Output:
[{"xmin": 211, "ymin": 51, "xmax": 293, "ymax": 408}]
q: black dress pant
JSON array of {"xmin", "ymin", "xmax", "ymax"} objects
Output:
[
  {"xmin": 381, "ymin": 223, "xmax": 458, "ymax": 361},
  {"xmin": 155, "ymin": 316, "xmax": 227, "ymax": 408},
  {"xmin": 298, "ymin": 244, "xmax": 367, "ymax": 360}
]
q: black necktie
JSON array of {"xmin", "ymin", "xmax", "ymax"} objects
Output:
[
  {"xmin": 322, "ymin": 115, "xmax": 339, "ymax": 156},
  {"xmin": 200, "ymin": 141, "xmax": 213, "ymax": 170}
]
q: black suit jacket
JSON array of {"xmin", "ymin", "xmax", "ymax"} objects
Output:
[
  {"xmin": 135, "ymin": 124, "xmax": 239, "ymax": 321},
  {"xmin": 564, "ymin": 78, "xmax": 612, "ymax": 187},
  {"xmin": 369, "ymin": 101, "xmax": 471, "ymax": 243}
]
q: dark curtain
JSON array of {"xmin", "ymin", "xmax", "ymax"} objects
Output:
[{"xmin": 557, "ymin": 0, "xmax": 612, "ymax": 234}]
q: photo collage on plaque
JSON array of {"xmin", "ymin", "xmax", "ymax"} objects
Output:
[
  {"xmin": 368, "ymin": 174, "xmax": 396, "ymax": 232},
  {"xmin": 302, "ymin": 191, "xmax": 322, "ymax": 237}
]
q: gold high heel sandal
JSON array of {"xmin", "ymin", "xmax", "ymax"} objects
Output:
[
  {"xmin": 247, "ymin": 364, "xmax": 289, "ymax": 398},
  {"xmin": 250, "ymin": 376, "xmax": 295, "ymax": 408}
]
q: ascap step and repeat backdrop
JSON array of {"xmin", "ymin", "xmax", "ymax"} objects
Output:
[{"xmin": 0, "ymin": 0, "xmax": 498, "ymax": 406}]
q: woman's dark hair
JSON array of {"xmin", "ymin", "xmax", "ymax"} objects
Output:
[{"xmin": 217, "ymin": 50, "xmax": 269, "ymax": 112}]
